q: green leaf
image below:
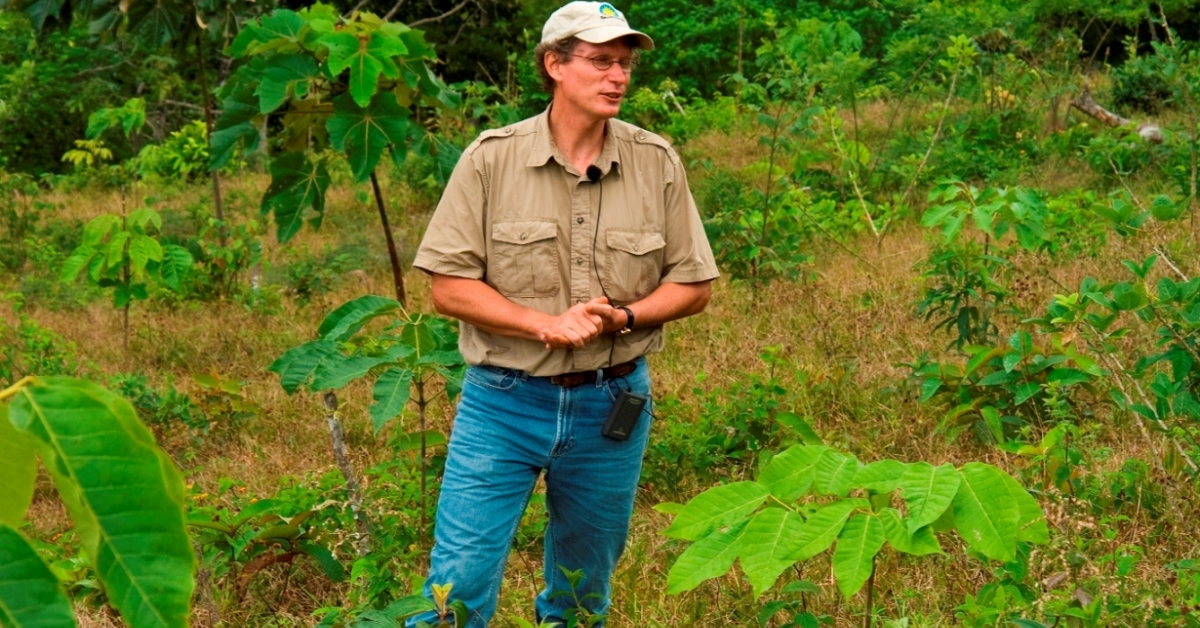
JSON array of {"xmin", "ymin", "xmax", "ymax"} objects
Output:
[
  {"xmin": 852, "ymin": 459, "xmax": 908, "ymax": 493},
  {"xmin": 105, "ymin": 230, "xmax": 130, "ymax": 268},
  {"xmin": 785, "ymin": 500, "xmax": 856, "ymax": 561},
  {"xmin": 666, "ymin": 521, "xmax": 746, "ymax": 594},
  {"xmin": 257, "ymin": 54, "xmax": 320, "ymax": 114},
  {"xmin": 210, "ymin": 86, "xmax": 261, "ymax": 171},
  {"xmin": 158, "ymin": 245, "xmax": 194, "ymax": 292},
  {"xmin": 1008, "ymin": 620, "xmax": 1050, "ymax": 628},
  {"xmin": 832, "ymin": 514, "xmax": 885, "ymax": 598},
  {"xmin": 878, "ymin": 508, "xmax": 941, "ymax": 556},
  {"xmin": 296, "ymin": 541, "xmax": 345, "ymax": 582},
  {"xmin": 318, "ymin": 295, "xmax": 402, "ymax": 341},
  {"xmin": 759, "ymin": 444, "xmax": 825, "ymax": 500},
  {"xmin": 0, "ymin": 413, "xmax": 36, "ymax": 527},
  {"xmin": 127, "ymin": 235, "xmax": 163, "ymax": 276},
  {"xmin": 663, "ymin": 481, "xmax": 770, "ymax": 541},
  {"xmin": 775, "ymin": 412, "xmax": 822, "ymax": 444},
  {"xmin": 996, "ymin": 472, "xmax": 1048, "ymax": 544},
  {"xmin": 9, "ymin": 377, "xmax": 194, "ymax": 628},
  {"xmin": 328, "ymin": 93, "xmax": 410, "ymax": 182},
  {"xmin": 389, "ymin": 430, "xmax": 447, "ymax": 453},
  {"xmin": 262, "ymin": 153, "xmax": 330, "ymax": 242},
  {"xmin": 1013, "ymin": 382, "xmax": 1040, "ymax": 405},
  {"xmin": 739, "ymin": 508, "xmax": 806, "ymax": 597},
  {"xmin": 60, "ymin": 246, "xmax": 97, "ymax": 282},
  {"xmin": 0, "ymin": 523, "xmax": 77, "ymax": 628},
  {"xmin": 309, "ymin": 354, "xmax": 387, "ymax": 391},
  {"xmin": 371, "ymin": 367, "xmax": 413, "ymax": 433},
  {"xmin": 319, "ymin": 31, "xmax": 407, "ymax": 107},
  {"xmin": 813, "ymin": 450, "xmax": 859, "ymax": 497},
  {"xmin": 952, "ymin": 463, "xmax": 1020, "ymax": 562},
  {"xmin": 900, "ymin": 462, "xmax": 959, "ymax": 533},
  {"xmin": 125, "ymin": 0, "xmax": 186, "ymax": 48},
  {"xmin": 268, "ymin": 339, "xmax": 340, "ymax": 394},
  {"xmin": 919, "ymin": 377, "xmax": 942, "ymax": 402},
  {"xmin": 82, "ymin": 214, "xmax": 119, "ymax": 247}
]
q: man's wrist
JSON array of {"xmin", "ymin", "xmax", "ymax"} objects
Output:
[{"xmin": 617, "ymin": 306, "xmax": 635, "ymax": 334}]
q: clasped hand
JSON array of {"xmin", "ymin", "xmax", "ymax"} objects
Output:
[{"xmin": 538, "ymin": 297, "xmax": 628, "ymax": 350}]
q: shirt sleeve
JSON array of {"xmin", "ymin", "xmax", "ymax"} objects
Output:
[
  {"xmin": 413, "ymin": 148, "xmax": 488, "ymax": 279},
  {"xmin": 660, "ymin": 148, "xmax": 720, "ymax": 284}
]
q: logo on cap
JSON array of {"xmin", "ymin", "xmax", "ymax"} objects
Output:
[{"xmin": 598, "ymin": 3, "xmax": 620, "ymax": 18}]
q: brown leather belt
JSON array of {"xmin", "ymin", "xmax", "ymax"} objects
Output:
[{"xmin": 548, "ymin": 361, "xmax": 638, "ymax": 388}]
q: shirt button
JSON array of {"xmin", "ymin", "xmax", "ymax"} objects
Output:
[
  {"xmin": 520, "ymin": 233, "xmax": 527, "ymax": 240},
  {"xmin": 576, "ymin": 257, "xmax": 583, "ymax": 265},
  {"xmin": 637, "ymin": 131, "xmax": 646, "ymax": 140},
  {"xmin": 576, "ymin": 217, "xmax": 584, "ymax": 224},
  {"xmin": 632, "ymin": 244, "xmax": 639, "ymax": 252},
  {"xmin": 504, "ymin": 128, "xmax": 513, "ymax": 134}
]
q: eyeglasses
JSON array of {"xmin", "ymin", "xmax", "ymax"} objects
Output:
[{"xmin": 570, "ymin": 54, "xmax": 640, "ymax": 73}]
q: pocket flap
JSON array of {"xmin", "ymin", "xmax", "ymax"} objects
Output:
[
  {"xmin": 606, "ymin": 230, "xmax": 666, "ymax": 256},
  {"xmin": 493, "ymin": 220, "xmax": 557, "ymax": 245}
]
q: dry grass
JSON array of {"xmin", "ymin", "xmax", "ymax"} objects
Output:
[{"xmin": 6, "ymin": 141, "xmax": 1200, "ymax": 627}]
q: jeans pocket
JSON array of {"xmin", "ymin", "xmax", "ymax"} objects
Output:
[{"xmin": 465, "ymin": 365, "xmax": 521, "ymax": 391}]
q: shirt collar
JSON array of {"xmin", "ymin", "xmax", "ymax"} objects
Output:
[{"xmin": 527, "ymin": 105, "xmax": 621, "ymax": 178}]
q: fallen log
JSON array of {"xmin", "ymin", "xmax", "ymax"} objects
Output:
[{"xmin": 1071, "ymin": 85, "xmax": 1164, "ymax": 143}]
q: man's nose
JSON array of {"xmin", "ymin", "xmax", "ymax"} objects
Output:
[{"xmin": 606, "ymin": 64, "xmax": 629, "ymax": 85}]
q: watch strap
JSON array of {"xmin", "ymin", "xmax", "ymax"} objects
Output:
[{"xmin": 617, "ymin": 306, "xmax": 635, "ymax": 334}]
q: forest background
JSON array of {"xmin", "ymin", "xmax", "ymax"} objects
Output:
[{"xmin": 2, "ymin": 0, "xmax": 1200, "ymax": 626}]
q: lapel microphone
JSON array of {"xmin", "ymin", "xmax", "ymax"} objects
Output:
[{"xmin": 586, "ymin": 165, "xmax": 602, "ymax": 182}]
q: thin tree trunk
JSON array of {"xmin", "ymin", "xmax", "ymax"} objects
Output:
[
  {"xmin": 323, "ymin": 392, "xmax": 371, "ymax": 557},
  {"xmin": 416, "ymin": 378, "xmax": 428, "ymax": 548},
  {"xmin": 196, "ymin": 32, "xmax": 227, "ymax": 245},
  {"xmin": 370, "ymin": 170, "xmax": 407, "ymax": 307}
]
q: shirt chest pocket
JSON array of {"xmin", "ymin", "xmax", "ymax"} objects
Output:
[
  {"xmin": 604, "ymin": 230, "xmax": 666, "ymax": 304},
  {"xmin": 490, "ymin": 220, "xmax": 560, "ymax": 298}
]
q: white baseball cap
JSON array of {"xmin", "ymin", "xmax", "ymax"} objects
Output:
[{"xmin": 541, "ymin": 1, "xmax": 655, "ymax": 50}]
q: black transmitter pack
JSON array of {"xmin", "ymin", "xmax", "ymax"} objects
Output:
[{"xmin": 601, "ymin": 390, "xmax": 649, "ymax": 441}]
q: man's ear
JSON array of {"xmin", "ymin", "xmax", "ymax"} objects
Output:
[{"xmin": 546, "ymin": 52, "xmax": 565, "ymax": 83}]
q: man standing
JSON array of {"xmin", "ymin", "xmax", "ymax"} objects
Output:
[{"xmin": 409, "ymin": 2, "xmax": 718, "ymax": 625}]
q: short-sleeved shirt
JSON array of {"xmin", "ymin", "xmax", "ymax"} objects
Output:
[{"xmin": 414, "ymin": 108, "xmax": 719, "ymax": 377}]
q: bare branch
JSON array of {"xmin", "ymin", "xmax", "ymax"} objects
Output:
[
  {"xmin": 408, "ymin": 0, "xmax": 472, "ymax": 27},
  {"xmin": 382, "ymin": 0, "xmax": 408, "ymax": 22},
  {"xmin": 160, "ymin": 99, "xmax": 206, "ymax": 113}
]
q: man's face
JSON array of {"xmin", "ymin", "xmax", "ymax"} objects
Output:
[{"xmin": 548, "ymin": 39, "xmax": 636, "ymax": 122}]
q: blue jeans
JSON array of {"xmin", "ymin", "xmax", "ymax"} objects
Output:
[{"xmin": 407, "ymin": 357, "xmax": 652, "ymax": 628}]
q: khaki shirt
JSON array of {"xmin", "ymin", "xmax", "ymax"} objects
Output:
[{"xmin": 414, "ymin": 108, "xmax": 719, "ymax": 376}]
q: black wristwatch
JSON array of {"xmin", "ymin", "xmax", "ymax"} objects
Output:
[{"xmin": 617, "ymin": 306, "xmax": 635, "ymax": 335}]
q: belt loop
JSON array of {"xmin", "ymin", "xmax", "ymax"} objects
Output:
[{"xmin": 595, "ymin": 366, "xmax": 605, "ymax": 387}]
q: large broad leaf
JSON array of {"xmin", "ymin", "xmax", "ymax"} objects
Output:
[
  {"xmin": 758, "ymin": 444, "xmax": 826, "ymax": 501},
  {"xmin": 663, "ymin": 481, "xmax": 770, "ymax": 541},
  {"xmin": 371, "ymin": 367, "xmax": 413, "ymax": 433},
  {"xmin": 261, "ymin": 152, "xmax": 330, "ymax": 242},
  {"xmin": 127, "ymin": 235, "xmax": 164, "ymax": 276},
  {"xmin": 125, "ymin": 0, "xmax": 187, "ymax": 48},
  {"xmin": 900, "ymin": 462, "xmax": 959, "ymax": 533},
  {"xmin": 8, "ymin": 377, "xmax": 194, "ymax": 628},
  {"xmin": 666, "ymin": 521, "xmax": 747, "ymax": 594},
  {"xmin": 319, "ymin": 31, "xmax": 407, "ymax": 107},
  {"xmin": 833, "ymin": 514, "xmax": 885, "ymax": 598},
  {"xmin": 257, "ymin": 54, "xmax": 320, "ymax": 114},
  {"xmin": 996, "ymin": 472, "xmax": 1049, "ymax": 544},
  {"xmin": 269, "ymin": 339, "xmax": 340, "ymax": 394},
  {"xmin": 739, "ymin": 508, "xmax": 806, "ymax": 597},
  {"xmin": 952, "ymin": 463, "xmax": 1020, "ymax": 562},
  {"xmin": 852, "ymin": 459, "xmax": 908, "ymax": 493},
  {"xmin": 0, "ymin": 407, "xmax": 37, "ymax": 527},
  {"xmin": 327, "ymin": 93, "xmax": 410, "ymax": 182},
  {"xmin": 0, "ymin": 523, "xmax": 76, "ymax": 628},
  {"xmin": 785, "ymin": 500, "xmax": 857, "ymax": 561},
  {"xmin": 210, "ymin": 86, "xmax": 261, "ymax": 171},
  {"xmin": 60, "ymin": 246, "xmax": 98, "ymax": 282},
  {"xmin": 157, "ymin": 245, "xmax": 194, "ymax": 292},
  {"xmin": 309, "ymin": 354, "xmax": 386, "ymax": 391},
  {"xmin": 878, "ymin": 508, "xmax": 941, "ymax": 556},
  {"xmin": 318, "ymin": 295, "xmax": 402, "ymax": 341},
  {"xmin": 813, "ymin": 450, "xmax": 859, "ymax": 497}
]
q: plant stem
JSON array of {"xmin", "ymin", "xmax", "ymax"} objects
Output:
[
  {"xmin": 370, "ymin": 170, "xmax": 407, "ymax": 307},
  {"xmin": 195, "ymin": 31, "xmax": 226, "ymax": 246},
  {"xmin": 416, "ymin": 377, "xmax": 428, "ymax": 548},
  {"xmin": 757, "ymin": 99, "xmax": 788, "ymax": 276},
  {"xmin": 322, "ymin": 392, "xmax": 371, "ymax": 557},
  {"xmin": 864, "ymin": 556, "xmax": 876, "ymax": 628},
  {"xmin": 0, "ymin": 375, "xmax": 34, "ymax": 402}
]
